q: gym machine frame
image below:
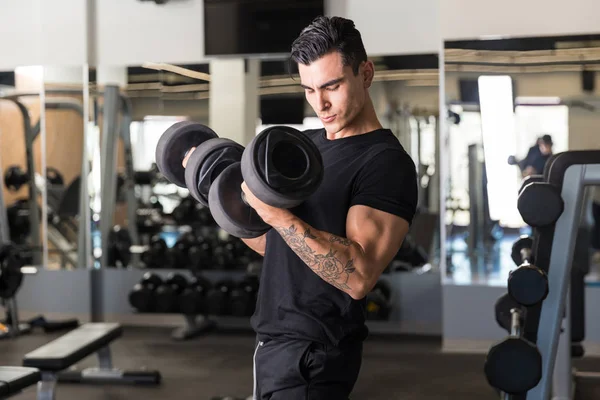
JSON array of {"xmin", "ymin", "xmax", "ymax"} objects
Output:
[{"xmin": 525, "ymin": 153, "xmax": 600, "ymax": 400}]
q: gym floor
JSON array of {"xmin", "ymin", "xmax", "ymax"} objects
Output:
[{"xmin": 3, "ymin": 326, "xmax": 600, "ymax": 399}]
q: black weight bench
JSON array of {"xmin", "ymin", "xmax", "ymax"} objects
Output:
[
  {"xmin": 22, "ymin": 323, "xmax": 160, "ymax": 399},
  {"xmin": 0, "ymin": 367, "xmax": 41, "ymax": 399}
]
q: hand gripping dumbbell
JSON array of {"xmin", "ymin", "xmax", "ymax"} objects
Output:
[
  {"xmin": 484, "ymin": 308, "xmax": 542, "ymax": 395},
  {"xmin": 508, "ymin": 236, "xmax": 549, "ymax": 307},
  {"xmin": 154, "ymin": 121, "xmax": 324, "ymax": 238}
]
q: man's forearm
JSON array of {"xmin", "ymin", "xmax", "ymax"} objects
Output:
[
  {"xmin": 271, "ymin": 215, "xmax": 372, "ymax": 300},
  {"xmin": 241, "ymin": 232, "xmax": 268, "ymax": 257}
]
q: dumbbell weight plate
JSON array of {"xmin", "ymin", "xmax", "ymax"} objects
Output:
[
  {"xmin": 184, "ymin": 138, "xmax": 245, "ymax": 207},
  {"xmin": 517, "ymin": 182, "xmax": 564, "ymax": 227},
  {"xmin": 484, "ymin": 337, "xmax": 542, "ymax": 394},
  {"xmin": 510, "ymin": 236, "xmax": 534, "ymax": 267},
  {"xmin": 241, "ymin": 126, "xmax": 324, "ymax": 208},
  {"xmin": 155, "ymin": 121, "xmax": 219, "ymax": 188},
  {"xmin": 208, "ymin": 162, "xmax": 271, "ymax": 239}
]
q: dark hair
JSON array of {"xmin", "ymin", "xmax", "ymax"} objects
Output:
[
  {"xmin": 540, "ymin": 134, "xmax": 553, "ymax": 145},
  {"xmin": 290, "ymin": 16, "xmax": 368, "ymax": 75}
]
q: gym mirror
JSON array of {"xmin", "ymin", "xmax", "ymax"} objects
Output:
[
  {"xmin": 41, "ymin": 65, "xmax": 90, "ymax": 270},
  {"xmin": 0, "ymin": 65, "xmax": 46, "ymax": 268},
  {"xmin": 442, "ymin": 33, "xmax": 600, "ymax": 285}
]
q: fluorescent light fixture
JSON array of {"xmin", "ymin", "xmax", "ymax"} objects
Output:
[{"xmin": 478, "ymin": 75, "xmax": 521, "ymax": 225}]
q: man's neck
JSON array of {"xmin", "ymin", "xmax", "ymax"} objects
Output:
[{"xmin": 326, "ymin": 102, "xmax": 383, "ymax": 140}]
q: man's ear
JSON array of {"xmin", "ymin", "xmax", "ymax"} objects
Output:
[{"xmin": 362, "ymin": 60, "xmax": 375, "ymax": 88}]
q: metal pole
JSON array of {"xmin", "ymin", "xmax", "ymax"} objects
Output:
[
  {"xmin": 93, "ymin": 85, "xmax": 120, "ymax": 322},
  {"xmin": 119, "ymin": 96, "xmax": 140, "ymax": 267}
]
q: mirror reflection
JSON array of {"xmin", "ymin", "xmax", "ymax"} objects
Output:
[
  {"xmin": 41, "ymin": 65, "xmax": 89, "ymax": 270},
  {"xmin": 443, "ymin": 34, "xmax": 600, "ymax": 284},
  {"xmin": 0, "ymin": 66, "xmax": 45, "ymax": 267}
]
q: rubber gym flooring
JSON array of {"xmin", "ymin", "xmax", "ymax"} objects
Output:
[{"xmin": 3, "ymin": 326, "xmax": 600, "ymax": 399}]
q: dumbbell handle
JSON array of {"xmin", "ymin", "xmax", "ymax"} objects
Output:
[
  {"xmin": 520, "ymin": 248, "xmax": 532, "ymax": 264},
  {"xmin": 510, "ymin": 308, "xmax": 522, "ymax": 337}
]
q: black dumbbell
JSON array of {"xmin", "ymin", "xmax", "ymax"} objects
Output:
[
  {"xmin": 518, "ymin": 182, "xmax": 564, "ymax": 227},
  {"xmin": 365, "ymin": 280, "xmax": 392, "ymax": 320},
  {"xmin": 508, "ymin": 236, "xmax": 549, "ymax": 307},
  {"xmin": 187, "ymin": 237, "xmax": 214, "ymax": 271},
  {"xmin": 178, "ymin": 275, "xmax": 213, "ymax": 316},
  {"xmin": 107, "ymin": 226, "xmax": 132, "ymax": 268},
  {"xmin": 494, "ymin": 293, "xmax": 524, "ymax": 333},
  {"xmin": 229, "ymin": 275, "xmax": 260, "ymax": 317},
  {"xmin": 155, "ymin": 122, "xmax": 323, "ymax": 239},
  {"xmin": 46, "ymin": 167, "xmax": 65, "ymax": 187},
  {"xmin": 141, "ymin": 236, "xmax": 169, "ymax": 269},
  {"xmin": 484, "ymin": 308, "xmax": 542, "ymax": 395},
  {"xmin": 154, "ymin": 273, "xmax": 189, "ymax": 313},
  {"xmin": 129, "ymin": 273, "xmax": 163, "ymax": 313},
  {"xmin": 4, "ymin": 166, "xmax": 29, "ymax": 192},
  {"xmin": 166, "ymin": 234, "xmax": 195, "ymax": 269},
  {"xmin": 206, "ymin": 279, "xmax": 236, "ymax": 316}
]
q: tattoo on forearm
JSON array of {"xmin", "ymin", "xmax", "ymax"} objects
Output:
[{"xmin": 275, "ymin": 224, "xmax": 356, "ymax": 291}]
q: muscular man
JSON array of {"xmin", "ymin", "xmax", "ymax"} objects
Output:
[{"xmin": 185, "ymin": 16, "xmax": 417, "ymax": 400}]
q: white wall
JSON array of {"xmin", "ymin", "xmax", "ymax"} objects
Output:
[
  {"xmin": 0, "ymin": 0, "xmax": 87, "ymax": 70},
  {"xmin": 343, "ymin": 0, "xmax": 440, "ymax": 56},
  {"xmin": 3, "ymin": 0, "xmax": 600, "ymax": 69},
  {"xmin": 441, "ymin": 0, "xmax": 600, "ymax": 40},
  {"xmin": 95, "ymin": 0, "xmax": 205, "ymax": 66}
]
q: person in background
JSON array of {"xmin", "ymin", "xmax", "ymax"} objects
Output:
[{"xmin": 509, "ymin": 134, "xmax": 554, "ymax": 177}]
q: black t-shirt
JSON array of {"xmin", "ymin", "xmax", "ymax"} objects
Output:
[{"xmin": 250, "ymin": 127, "xmax": 418, "ymax": 347}]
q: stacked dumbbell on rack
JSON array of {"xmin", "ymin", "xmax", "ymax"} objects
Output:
[
  {"xmin": 128, "ymin": 271, "xmax": 260, "ymax": 318},
  {"xmin": 485, "ymin": 176, "xmax": 565, "ymax": 397}
]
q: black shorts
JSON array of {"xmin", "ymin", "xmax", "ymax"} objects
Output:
[{"xmin": 252, "ymin": 337, "xmax": 362, "ymax": 400}]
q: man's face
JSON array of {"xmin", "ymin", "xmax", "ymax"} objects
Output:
[
  {"xmin": 298, "ymin": 51, "xmax": 371, "ymax": 135},
  {"xmin": 539, "ymin": 142, "xmax": 552, "ymax": 155}
]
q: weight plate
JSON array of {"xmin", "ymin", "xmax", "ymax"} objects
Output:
[
  {"xmin": 185, "ymin": 138, "xmax": 244, "ymax": 207},
  {"xmin": 208, "ymin": 162, "xmax": 271, "ymax": 239},
  {"xmin": 0, "ymin": 244, "xmax": 24, "ymax": 299},
  {"xmin": 155, "ymin": 121, "xmax": 219, "ymax": 188},
  {"xmin": 241, "ymin": 126, "xmax": 324, "ymax": 208},
  {"xmin": 517, "ymin": 182, "xmax": 564, "ymax": 227}
]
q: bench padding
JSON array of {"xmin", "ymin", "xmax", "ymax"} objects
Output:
[
  {"xmin": 0, "ymin": 366, "xmax": 41, "ymax": 398},
  {"xmin": 23, "ymin": 323, "xmax": 122, "ymax": 372}
]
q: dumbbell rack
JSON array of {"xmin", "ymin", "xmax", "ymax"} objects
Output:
[{"xmin": 486, "ymin": 151, "xmax": 600, "ymax": 400}]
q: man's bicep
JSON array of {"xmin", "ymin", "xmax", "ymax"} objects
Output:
[{"xmin": 346, "ymin": 205, "xmax": 410, "ymax": 271}]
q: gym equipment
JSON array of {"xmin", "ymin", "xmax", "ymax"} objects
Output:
[
  {"xmin": 501, "ymin": 150, "xmax": 600, "ymax": 399},
  {"xmin": 156, "ymin": 122, "xmax": 324, "ymax": 238},
  {"xmin": 508, "ymin": 236, "xmax": 548, "ymax": 307},
  {"xmin": 484, "ymin": 308, "xmax": 542, "ymax": 395},
  {"xmin": 154, "ymin": 273, "xmax": 188, "ymax": 313},
  {"xmin": 229, "ymin": 275, "xmax": 260, "ymax": 317},
  {"xmin": 3, "ymin": 166, "xmax": 64, "ymax": 192},
  {"xmin": 23, "ymin": 323, "xmax": 161, "ymax": 397},
  {"xmin": 129, "ymin": 273, "xmax": 163, "ymax": 313},
  {"xmin": 155, "ymin": 121, "xmax": 219, "ymax": 188},
  {"xmin": 106, "ymin": 225, "xmax": 132, "ymax": 268},
  {"xmin": 0, "ymin": 243, "xmax": 25, "ymax": 300},
  {"xmin": 140, "ymin": 236, "xmax": 169, "ymax": 269},
  {"xmin": 494, "ymin": 293, "xmax": 523, "ymax": 333},
  {"xmin": 210, "ymin": 125, "xmax": 323, "ymax": 238},
  {"xmin": 206, "ymin": 279, "xmax": 236, "ymax": 316},
  {"xmin": 365, "ymin": 280, "xmax": 392, "ymax": 320},
  {"xmin": 185, "ymin": 138, "xmax": 245, "ymax": 207},
  {"xmin": 517, "ymin": 182, "xmax": 564, "ymax": 227},
  {"xmin": 0, "ymin": 366, "xmax": 41, "ymax": 398},
  {"xmin": 184, "ymin": 138, "xmax": 269, "ymax": 239},
  {"xmin": 178, "ymin": 275, "xmax": 213, "ymax": 316}
]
